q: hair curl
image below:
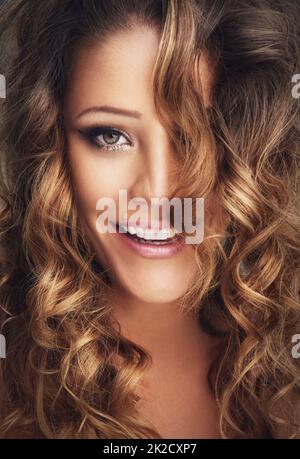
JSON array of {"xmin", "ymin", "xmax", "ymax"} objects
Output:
[{"xmin": 0, "ymin": 0, "xmax": 300, "ymax": 439}]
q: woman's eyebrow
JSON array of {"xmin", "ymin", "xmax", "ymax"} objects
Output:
[{"xmin": 76, "ymin": 105, "xmax": 143, "ymax": 120}]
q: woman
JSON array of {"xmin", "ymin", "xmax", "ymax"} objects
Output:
[{"xmin": 0, "ymin": 0, "xmax": 299, "ymax": 439}]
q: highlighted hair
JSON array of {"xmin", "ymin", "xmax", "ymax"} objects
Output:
[{"xmin": 0, "ymin": 0, "xmax": 299, "ymax": 438}]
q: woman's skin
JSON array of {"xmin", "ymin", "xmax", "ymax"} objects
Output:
[{"xmin": 64, "ymin": 26, "xmax": 222, "ymax": 438}]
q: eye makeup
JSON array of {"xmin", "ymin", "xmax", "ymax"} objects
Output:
[{"xmin": 78, "ymin": 125, "xmax": 133, "ymax": 152}]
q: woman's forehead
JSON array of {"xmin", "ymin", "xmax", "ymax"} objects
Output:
[
  {"xmin": 64, "ymin": 26, "xmax": 214, "ymax": 119},
  {"xmin": 64, "ymin": 27, "xmax": 160, "ymax": 119}
]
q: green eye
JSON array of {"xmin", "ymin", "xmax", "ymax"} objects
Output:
[{"xmin": 79, "ymin": 126, "xmax": 132, "ymax": 152}]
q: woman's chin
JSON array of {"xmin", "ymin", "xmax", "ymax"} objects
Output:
[
  {"xmin": 118, "ymin": 286, "xmax": 187, "ymax": 305},
  {"xmin": 93, "ymin": 235, "xmax": 199, "ymax": 304},
  {"xmin": 137, "ymin": 289, "xmax": 186, "ymax": 304},
  {"xmin": 111, "ymin": 267, "xmax": 197, "ymax": 304}
]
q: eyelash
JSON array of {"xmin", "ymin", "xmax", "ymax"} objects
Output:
[{"xmin": 79, "ymin": 126, "xmax": 133, "ymax": 152}]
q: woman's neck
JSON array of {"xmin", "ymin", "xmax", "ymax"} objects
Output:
[{"xmin": 110, "ymin": 290, "xmax": 219, "ymax": 379}]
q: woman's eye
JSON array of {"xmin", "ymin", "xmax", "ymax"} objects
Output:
[{"xmin": 79, "ymin": 127, "xmax": 132, "ymax": 152}]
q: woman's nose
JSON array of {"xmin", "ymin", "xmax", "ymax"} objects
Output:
[{"xmin": 129, "ymin": 124, "xmax": 177, "ymax": 202}]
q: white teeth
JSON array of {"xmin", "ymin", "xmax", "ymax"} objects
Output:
[
  {"xmin": 135, "ymin": 227, "xmax": 175, "ymax": 240},
  {"xmin": 153, "ymin": 230, "xmax": 167, "ymax": 240},
  {"xmin": 136, "ymin": 228, "xmax": 144, "ymax": 238},
  {"xmin": 119, "ymin": 222, "xmax": 177, "ymax": 240},
  {"xmin": 143, "ymin": 229, "xmax": 155, "ymax": 240},
  {"xmin": 167, "ymin": 228, "xmax": 176, "ymax": 238},
  {"xmin": 128, "ymin": 226, "xmax": 137, "ymax": 235}
]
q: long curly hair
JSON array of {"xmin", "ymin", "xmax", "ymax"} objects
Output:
[{"xmin": 0, "ymin": 0, "xmax": 299, "ymax": 439}]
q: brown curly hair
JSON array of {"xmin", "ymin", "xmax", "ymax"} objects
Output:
[{"xmin": 0, "ymin": 0, "xmax": 300, "ymax": 438}]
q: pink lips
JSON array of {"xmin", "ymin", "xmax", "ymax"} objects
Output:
[
  {"xmin": 110, "ymin": 220, "xmax": 185, "ymax": 259},
  {"xmin": 117, "ymin": 231, "xmax": 186, "ymax": 258}
]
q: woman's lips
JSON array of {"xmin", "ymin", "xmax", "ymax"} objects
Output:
[{"xmin": 114, "ymin": 223, "xmax": 186, "ymax": 258}]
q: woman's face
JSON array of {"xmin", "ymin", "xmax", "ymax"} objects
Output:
[{"xmin": 64, "ymin": 26, "xmax": 214, "ymax": 304}]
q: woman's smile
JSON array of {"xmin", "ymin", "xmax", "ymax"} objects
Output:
[{"xmin": 114, "ymin": 221, "xmax": 186, "ymax": 258}]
